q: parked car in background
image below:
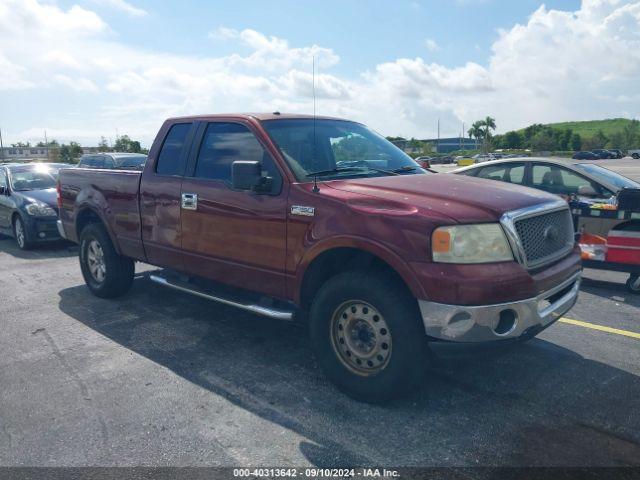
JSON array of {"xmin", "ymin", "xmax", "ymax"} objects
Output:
[
  {"xmin": 430, "ymin": 155, "xmax": 454, "ymax": 164},
  {"xmin": 77, "ymin": 153, "xmax": 147, "ymax": 170},
  {"xmin": 628, "ymin": 149, "xmax": 640, "ymax": 159},
  {"xmin": 591, "ymin": 149, "xmax": 613, "ymax": 159},
  {"xmin": 58, "ymin": 113, "xmax": 581, "ymax": 402},
  {"xmin": 572, "ymin": 151, "xmax": 599, "ymax": 160},
  {"xmin": 0, "ymin": 163, "xmax": 62, "ymax": 249},
  {"xmin": 608, "ymin": 149, "xmax": 623, "ymax": 159},
  {"xmin": 453, "ymin": 157, "xmax": 640, "ymax": 236},
  {"xmin": 414, "ymin": 156, "xmax": 432, "ymax": 168}
]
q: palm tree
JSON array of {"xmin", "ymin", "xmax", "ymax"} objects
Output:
[
  {"xmin": 468, "ymin": 121, "xmax": 484, "ymax": 149},
  {"xmin": 483, "ymin": 116, "xmax": 496, "ymax": 153}
]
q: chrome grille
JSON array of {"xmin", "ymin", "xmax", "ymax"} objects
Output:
[{"xmin": 513, "ymin": 208, "xmax": 574, "ymax": 268}]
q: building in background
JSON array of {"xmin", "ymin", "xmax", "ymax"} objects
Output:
[
  {"xmin": 391, "ymin": 137, "xmax": 478, "ymax": 155},
  {"xmin": 0, "ymin": 147, "xmax": 49, "ymax": 162},
  {"xmin": 423, "ymin": 137, "xmax": 478, "ymax": 153}
]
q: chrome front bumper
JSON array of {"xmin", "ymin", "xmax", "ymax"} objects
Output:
[
  {"xmin": 418, "ymin": 271, "xmax": 581, "ymax": 342},
  {"xmin": 56, "ymin": 219, "xmax": 67, "ymax": 239}
]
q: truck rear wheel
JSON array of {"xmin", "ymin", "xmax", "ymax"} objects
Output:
[
  {"xmin": 79, "ymin": 223, "xmax": 134, "ymax": 298},
  {"xmin": 309, "ymin": 270, "xmax": 429, "ymax": 402}
]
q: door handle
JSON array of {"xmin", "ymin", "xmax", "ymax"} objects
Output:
[{"xmin": 181, "ymin": 193, "xmax": 198, "ymax": 210}]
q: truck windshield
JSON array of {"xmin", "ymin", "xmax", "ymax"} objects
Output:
[{"xmin": 262, "ymin": 118, "xmax": 427, "ymax": 181}]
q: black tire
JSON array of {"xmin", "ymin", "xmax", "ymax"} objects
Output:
[
  {"xmin": 309, "ymin": 270, "xmax": 429, "ymax": 403},
  {"xmin": 79, "ymin": 223, "xmax": 134, "ymax": 298},
  {"xmin": 13, "ymin": 215, "xmax": 32, "ymax": 250},
  {"xmin": 626, "ymin": 275, "xmax": 640, "ymax": 294},
  {"xmin": 632, "ymin": 153, "xmax": 640, "ymax": 159}
]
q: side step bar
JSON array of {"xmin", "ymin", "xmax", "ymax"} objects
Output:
[{"xmin": 148, "ymin": 274, "xmax": 294, "ymax": 321}]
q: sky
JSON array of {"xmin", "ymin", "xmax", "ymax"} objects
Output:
[{"xmin": 0, "ymin": 0, "xmax": 639, "ymax": 147}]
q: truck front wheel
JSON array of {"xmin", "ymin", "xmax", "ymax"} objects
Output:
[
  {"xmin": 79, "ymin": 223, "xmax": 134, "ymax": 298},
  {"xmin": 309, "ymin": 270, "xmax": 429, "ymax": 402}
]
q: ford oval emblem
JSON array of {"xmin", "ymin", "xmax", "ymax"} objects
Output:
[{"xmin": 543, "ymin": 225, "xmax": 560, "ymax": 242}]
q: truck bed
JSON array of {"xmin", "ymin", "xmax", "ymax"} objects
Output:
[{"xmin": 58, "ymin": 168, "xmax": 145, "ymax": 260}]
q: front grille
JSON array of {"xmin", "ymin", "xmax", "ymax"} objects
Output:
[{"xmin": 514, "ymin": 209, "xmax": 573, "ymax": 268}]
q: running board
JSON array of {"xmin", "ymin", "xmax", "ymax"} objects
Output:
[{"xmin": 148, "ymin": 274, "xmax": 294, "ymax": 321}]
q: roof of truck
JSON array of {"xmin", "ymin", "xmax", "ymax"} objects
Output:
[{"xmin": 165, "ymin": 112, "xmax": 350, "ymax": 122}]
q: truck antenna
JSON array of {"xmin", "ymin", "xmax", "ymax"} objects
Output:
[{"xmin": 312, "ymin": 54, "xmax": 320, "ymax": 193}]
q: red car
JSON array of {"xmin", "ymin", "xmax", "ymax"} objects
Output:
[{"xmin": 58, "ymin": 113, "xmax": 581, "ymax": 401}]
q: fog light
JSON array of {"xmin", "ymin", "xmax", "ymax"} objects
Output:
[
  {"xmin": 494, "ymin": 309, "xmax": 517, "ymax": 335},
  {"xmin": 38, "ymin": 232, "xmax": 46, "ymax": 238}
]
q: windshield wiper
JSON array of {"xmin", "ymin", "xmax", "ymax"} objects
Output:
[
  {"xmin": 307, "ymin": 167, "xmax": 398, "ymax": 177},
  {"xmin": 392, "ymin": 166, "xmax": 417, "ymax": 173}
]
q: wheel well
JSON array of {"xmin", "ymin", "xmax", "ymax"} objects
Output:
[
  {"xmin": 11, "ymin": 211, "xmax": 21, "ymax": 225},
  {"xmin": 75, "ymin": 208, "xmax": 103, "ymax": 238},
  {"xmin": 299, "ymin": 248, "xmax": 411, "ymax": 311}
]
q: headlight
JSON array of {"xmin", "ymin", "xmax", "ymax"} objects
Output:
[
  {"xmin": 25, "ymin": 202, "xmax": 57, "ymax": 217},
  {"xmin": 432, "ymin": 223, "xmax": 513, "ymax": 263}
]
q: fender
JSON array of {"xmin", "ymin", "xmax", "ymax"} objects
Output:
[
  {"xmin": 292, "ymin": 234, "xmax": 427, "ymax": 304},
  {"xmin": 74, "ymin": 202, "xmax": 123, "ymax": 255}
]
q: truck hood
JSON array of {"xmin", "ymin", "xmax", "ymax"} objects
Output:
[{"xmin": 325, "ymin": 173, "xmax": 559, "ymax": 223}]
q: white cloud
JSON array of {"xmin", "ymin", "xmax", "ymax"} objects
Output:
[
  {"xmin": 209, "ymin": 26, "xmax": 239, "ymax": 40},
  {"xmin": 92, "ymin": 0, "xmax": 148, "ymax": 17},
  {"xmin": 0, "ymin": 0, "xmax": 639, "ymax": 146},
  {"xmin": 53, "ymin": 74, "xmax": 99, "ymax": 92},
  {"xmin": 43, "ymin": 50, "xmax": 82, "ymax": 70},
  {"xmin": 424, "ymin": 39, "xmax": 439, "ymax": 52}
]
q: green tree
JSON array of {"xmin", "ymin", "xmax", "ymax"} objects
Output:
[
  {"xmin": 503, "ymin": 130, "xmax": 523, "ymax": 149},
  {"xmin": 114, "ymin": 134, "xmax": 143, "ymax": 153},
  {"xmin": 482, "ymin": 116, "xmax": 496, "ymax": 152},
  {"xmin": 622, "ymin": 120, "xmax": 639, "ymax": 149},
  {"xmin": 583, "ymin": 130, "xmax": 609, "ymax": 150},
  {"xmin": 570, "ymin": 133, "xmax": 582, "ymax": 151},
  {"xmin": 468, "ymin": 121, "xmax": 484, "ymax": 149},
  {"xmin": 69, "ymin": 142, "xmax": 83, "ymax": 162},
  {"xmin": 531, "ymin": 131, "xmax": 556, "ymax": 151},
  {"xmin": 607, "ymin": 131, "xmax": 624, "ymax": 149},
  {"xmin": 558, "ymin": 129, "xmax": 573, "ymax": 150},
  {"xmin": 98, "ymin": 136, "xmax": 111, "ymax": 152}
]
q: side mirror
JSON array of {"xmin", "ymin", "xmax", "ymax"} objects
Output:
[
  {"xmin": 578, "ymin": 185, "xmax": 598, "ymax": 197},
  {"xmin": 232, "ymin": 161, "xmax": 272, "ymax": 192}
]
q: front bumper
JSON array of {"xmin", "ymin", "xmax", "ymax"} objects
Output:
[
  {"xmin": 418, "ymin": 271, "xmax": 581, "ymax": 342},
  {"xmin": 56, "ymin": 219, "xmax": 67, "ymax": 239},
  {"xmin": 24, "ymin": 216, "xmax": 62, "ymax": 242}
]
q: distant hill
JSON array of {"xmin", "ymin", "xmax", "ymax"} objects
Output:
[{"xmin": 517, "ymin": 118, "xmax": 634, "ymax": 137}]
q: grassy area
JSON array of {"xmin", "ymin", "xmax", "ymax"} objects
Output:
[{"xmin": 519, "ymin": 118, "xmax": 634, "ymax": 137}]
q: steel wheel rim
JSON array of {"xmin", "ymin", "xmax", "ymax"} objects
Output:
[
  {"xmin": 87, "ymin": 239, "xmax": 106, "ymax": 283},
  {"xmin": 631, "ymin": 276, "xmax": 640, "ymax": 291},
  {"xmin": 15, "ymin": 219, "xmax": 25, "ymax": 248},
  {"xmin": 330, "ymin": 300, "xmax": 392, "ymax": 376}
]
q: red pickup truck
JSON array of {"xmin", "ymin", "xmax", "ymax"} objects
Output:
[{"xmin": 58, "ymin": 113, "xmax": 582, "ymax": 401}]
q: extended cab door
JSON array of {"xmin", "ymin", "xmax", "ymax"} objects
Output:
[
  {"xmin": 179, "ymin": 120, "xmax": 288, "ymax": 299},
  {"xmin": 140, "ymin": 121, "xmax": 196, "ymax": 271}
]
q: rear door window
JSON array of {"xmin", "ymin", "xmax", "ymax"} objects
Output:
[
  {"xmin": 156, "ymin": 123, "xmax": 192, "ymax": 176},
  {"xmin": 531, "ymin": 163, "xmax": 602, "ymax": 196}
]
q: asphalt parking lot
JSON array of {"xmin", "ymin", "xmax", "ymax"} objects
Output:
[{"xmin": 1, "ymin": 158, "xmax": 639, "ymax": 468}]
